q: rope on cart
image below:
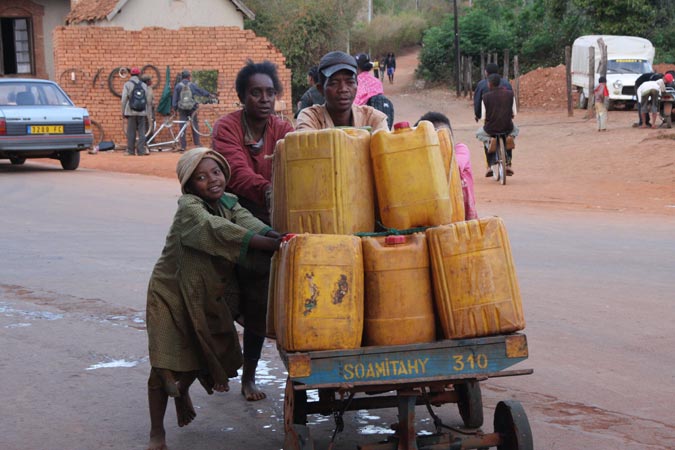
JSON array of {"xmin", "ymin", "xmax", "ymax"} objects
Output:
[
  {"xmin": 327, "ymin": 391, "xmax": 355, "ymax": 450},
  {"xmin": 355, "ymin": 222, "xmax": 429, "ymax": 237},
  {"xmin": 421, "ymin": 389, "xmax": 481, "ymax": 436}
]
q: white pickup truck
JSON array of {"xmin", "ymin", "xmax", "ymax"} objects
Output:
[{"xmin": 571, "ymin": 35, "xmax": 655, "ymax": 109}]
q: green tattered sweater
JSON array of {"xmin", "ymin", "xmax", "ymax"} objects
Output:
[{"xmin": 146, "ymin": 193, "xmax": 271, "ymax": 385}]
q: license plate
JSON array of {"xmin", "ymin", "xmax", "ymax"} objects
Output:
[{"xmin": 29, "ymin": 125, "xmax": 64, "ymax": 134}]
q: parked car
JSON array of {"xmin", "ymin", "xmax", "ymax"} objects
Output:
[{"xmin": 0, "ymin": 78, "xmax": 93, "ymax": 170}]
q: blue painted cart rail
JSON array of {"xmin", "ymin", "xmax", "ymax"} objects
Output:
[{"xmin": 280, "ymin": 333, "xmax": 529, "ymax": 388}]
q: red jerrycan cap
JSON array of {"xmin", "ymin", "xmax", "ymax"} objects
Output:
[
  {"xmin": 281, "ymin": 233, "xmax": 297, "ymax": 243},
  {"xmin": 393, "ymin": 121, "xmax": 411, "ymax": 130},
  {"xmin": 384, "ymin": 235, "xmax": 406, "ymax": 245}
]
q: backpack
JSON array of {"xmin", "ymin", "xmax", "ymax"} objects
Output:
[
  {"xmin": 129, "ymin": 81, "xmax": 147, "ymax": 112},
  {"xmin": 367, "ymin": 94, "xmax": 395, "ymax": 130},
  {"xmin": 177, "ymin": 81, "xmax": 196, "ymax": 110}
]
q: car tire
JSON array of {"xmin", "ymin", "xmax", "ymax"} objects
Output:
[
  {"xmin": 59, "ymin": 151, "xmax": 80, "ymax": 170},
  {"xmin": 9, "ymin": 156, "xmax": 26, "ymax": 165}
]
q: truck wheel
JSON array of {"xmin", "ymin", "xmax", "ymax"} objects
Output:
[
  {"xmin": 578, "ymin": 91, "xmax": 588, "ymax": 109},
  {"xmin": 665, "ymin": 103, "xmax": 673, "ymax": 128}
]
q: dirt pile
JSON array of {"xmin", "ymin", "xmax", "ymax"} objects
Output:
[{"xmin": 517, "ymin": 65, "xmax": 569, "ymax": 110}]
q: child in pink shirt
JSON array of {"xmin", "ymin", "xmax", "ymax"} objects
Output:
[{"xmin": 418, "ymin": 112, "xmax": 478, "ymax": 220}]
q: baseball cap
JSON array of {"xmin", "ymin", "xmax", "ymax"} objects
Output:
[
  {"xmin": 319, "ymin": 51, "xmax": 357, "ymax": 79},
  {"xmin": 354, "ymin": 53, "xmax": 373, "ymax": 71},
  {"xmin": 181, "ymin": 70, "xmax": 191, "ymax": 79},
  {"xmin": 130, "ymin": 66, "xmax": 141, "ymax": 75},
  {"xmin": 665, "ymin": 73, "xmax": 674, "ymax": 84}
]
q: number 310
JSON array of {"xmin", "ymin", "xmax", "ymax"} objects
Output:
[{"xmin": 453, "ymin": 353, "xmax": 488, "ymax": 371}]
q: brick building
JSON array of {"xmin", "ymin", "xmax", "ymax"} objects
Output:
[{"xmin": 1, "ymin": 0, "xmax": 291, "ymax": 147}]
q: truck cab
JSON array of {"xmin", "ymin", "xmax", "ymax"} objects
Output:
[{"xmin": 571, "ymin": 35, "xmax": 655, "ymax": 110}]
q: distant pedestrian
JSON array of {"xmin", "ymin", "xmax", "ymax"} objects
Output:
[
  {"xmin": 593, "ymin": 76, "xmax": 609, "ymax": 131},
  {"xmin": 172, "ymin": 70, "xmax": 214, "ymax": 152},
  {"xmin": 384, "ymin": 52, "xmax": 396, "ymax": 84},
  {"xmin": 121, "ymin": 66, "xmax": 149, "ymax": 156},
  {"xmin": 295, "ymin": 66, "xmax": 324, "ymax": 118}
]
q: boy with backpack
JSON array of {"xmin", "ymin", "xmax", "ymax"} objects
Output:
[
  {"xmin": 121, "ymin": 66, "xmax": 150, "ymax": 156},
  {"xmin": 172, "ymin": 70, "xmax": 214, "ymax": 152}
]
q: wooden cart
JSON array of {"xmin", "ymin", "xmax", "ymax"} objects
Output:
[{"xmin": 279, "ymin": 333, "xmax": 533, "ymax": 450}]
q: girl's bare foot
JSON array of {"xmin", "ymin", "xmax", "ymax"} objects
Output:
[
  {"xmin": 147, "ymin": 429, "xmax": 167, "ymax": 450},
  {"xmin": 214, "ymin": 381, "xmax": 229, "ymax": 392},
  {"xmin": 174, "ymin": 391, "xmax": 196, "ymax": 427}
]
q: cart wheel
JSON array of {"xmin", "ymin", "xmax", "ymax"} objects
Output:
[
  {"xmin": 494, "ymin": 400, "xmax": 533, "ymax": 450},
  {"xmin": 283, "ymin": 378, "xmax": 313, "ymax": 450},
  {"xmin": 455, "ymin": 380, "xmax": 484, "ymax": 428}
]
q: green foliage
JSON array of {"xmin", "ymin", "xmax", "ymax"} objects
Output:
[
  {"xmin": 572, "ymin": 0, "xmax": 656, "ymax": 35},
  {"xmin": 192, "ymin": 70, "xmax": 218, "ymax": 101},
  {"xmin": 245, "ymin": 0, "xmax": 361, "ymax": 106},
  {"xmin": 417, "ymin": 20, "xmax": 455, "ymax": 82},
  {"xmin": 418, "ymin": 0, "xmax": 675, "ymax": 86},
  {"xmin": 350, "ymin": 12, "xmax": 428, "ymax": 59}
]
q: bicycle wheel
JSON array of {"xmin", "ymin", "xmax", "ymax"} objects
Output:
[
  {"xmin": 108, "ymin": 66, "xmax": 129, "ymax": 98},
  {"xmin": 497, "ymin": 138, "xmax": 507, "ymax": 186},
  {"xmin": 144, "ymin": 115, "xmax": 155, "ymax": 139},
  {"xmin": 191, "ymin": 115, "xmax": 213, "ymax": 137},
  {"xmin": 90, "ymin": 119, "xmax": 104, "ymax": 145}
]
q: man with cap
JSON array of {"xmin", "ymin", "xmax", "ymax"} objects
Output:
[
  {"xmin": 121, "ymin": 66, "xmax": 150, "ymax": 155},
  {"xmin": 172, "ymin": 70, "xmax": 214, "ymax": 152},
  {"xmin": 296, "ymin": 51, "xmax": 388, "ymax": 131}
]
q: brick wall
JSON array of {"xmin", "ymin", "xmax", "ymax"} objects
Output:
[{"xmin": 52, "ymin": 26, "xmax": 291, "ymax": 147}]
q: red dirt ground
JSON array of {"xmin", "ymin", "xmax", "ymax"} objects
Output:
[{"xmin": 48, "ymin": 48, "xmax": 675, "ymax": 218}]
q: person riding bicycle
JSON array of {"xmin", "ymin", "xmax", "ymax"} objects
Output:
[
  {"xmin": 172, "ymin": 70, "xmax": 214, "ymax": 152},
  {"xmin": 475, "ymin": 73, "xmax": 519, "ymax": 177}
]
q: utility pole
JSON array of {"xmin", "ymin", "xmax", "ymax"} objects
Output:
[{"xmin": 454, "ymin": 0, "xmax": 460, "ymax": 96}]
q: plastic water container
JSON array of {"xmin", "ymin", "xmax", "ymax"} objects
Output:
[
  {"xmin": 265, "ymin": 250, "xmax": 280, "ymax": 339},
  {"xmin": 274, "ymin": 234, "xmax": 364, "ymax": 351},
  {"xmin": 271, "ymin": 128, "xmax": 375, "ymax": 234},
  {"xmin": 370, "ymin": 121, "xmax": 453, "ymax": 229},
  {"xmin": 362, "ymin": 233, "xmax": 436, "ymax": 346},
  {"xmin": 426, "ymin": 217, "xmax": 525, "ymax": 339},
  {"xmin": 437, "ymin": 126, "xmax": 466, "ymax": 223}
]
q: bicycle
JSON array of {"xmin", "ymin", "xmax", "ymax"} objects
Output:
[
  {"xmin": 144, "ymin": 110, "xmax": 213, "ymax": 152},
  {"xmin": 485, "ymin": 133, "xmax": 511, "ymax": 185}
]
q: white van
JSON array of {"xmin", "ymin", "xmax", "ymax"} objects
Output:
[{"xmin": 571, "ymin": 35, "xmax": 655, "ymax": 109}]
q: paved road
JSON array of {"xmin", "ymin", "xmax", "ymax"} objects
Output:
[{"xmin": 1, "ymin": 162, "xmax": 673, "ymax": 449}]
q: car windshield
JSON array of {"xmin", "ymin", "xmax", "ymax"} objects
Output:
[
  {"xmin": 0, "ymin": 81, "xmax": 73, "ymax": 107},
  {"xmin": 606, "ymin": 59, "xmax": 653, "ymax": 74}
]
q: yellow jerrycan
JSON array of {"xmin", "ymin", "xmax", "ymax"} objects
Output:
[
  {"xmin": 362, "ymin": 233, "xmax": 436, "ymax": 346},
  {"xmin": 426, "ymin": 217, "xmax": 525, "ymax": 339},
  {"xmin": 274, "ymin": 234, "xmax": 364, "ymax": 351},
  {"xmin": 437, "ymin": 126, "xmax": 465, "ymax": 223},
  {"xmin": 370, "ymin": 121, "xmax": 453, "ymax": 229},
  {"xmin": 271, "ymin": 128, "xmax": 375, "ymax": 234},
  {"xmin": 265, "ymin": 250, "xmax": 280, "ymax": 339}
]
